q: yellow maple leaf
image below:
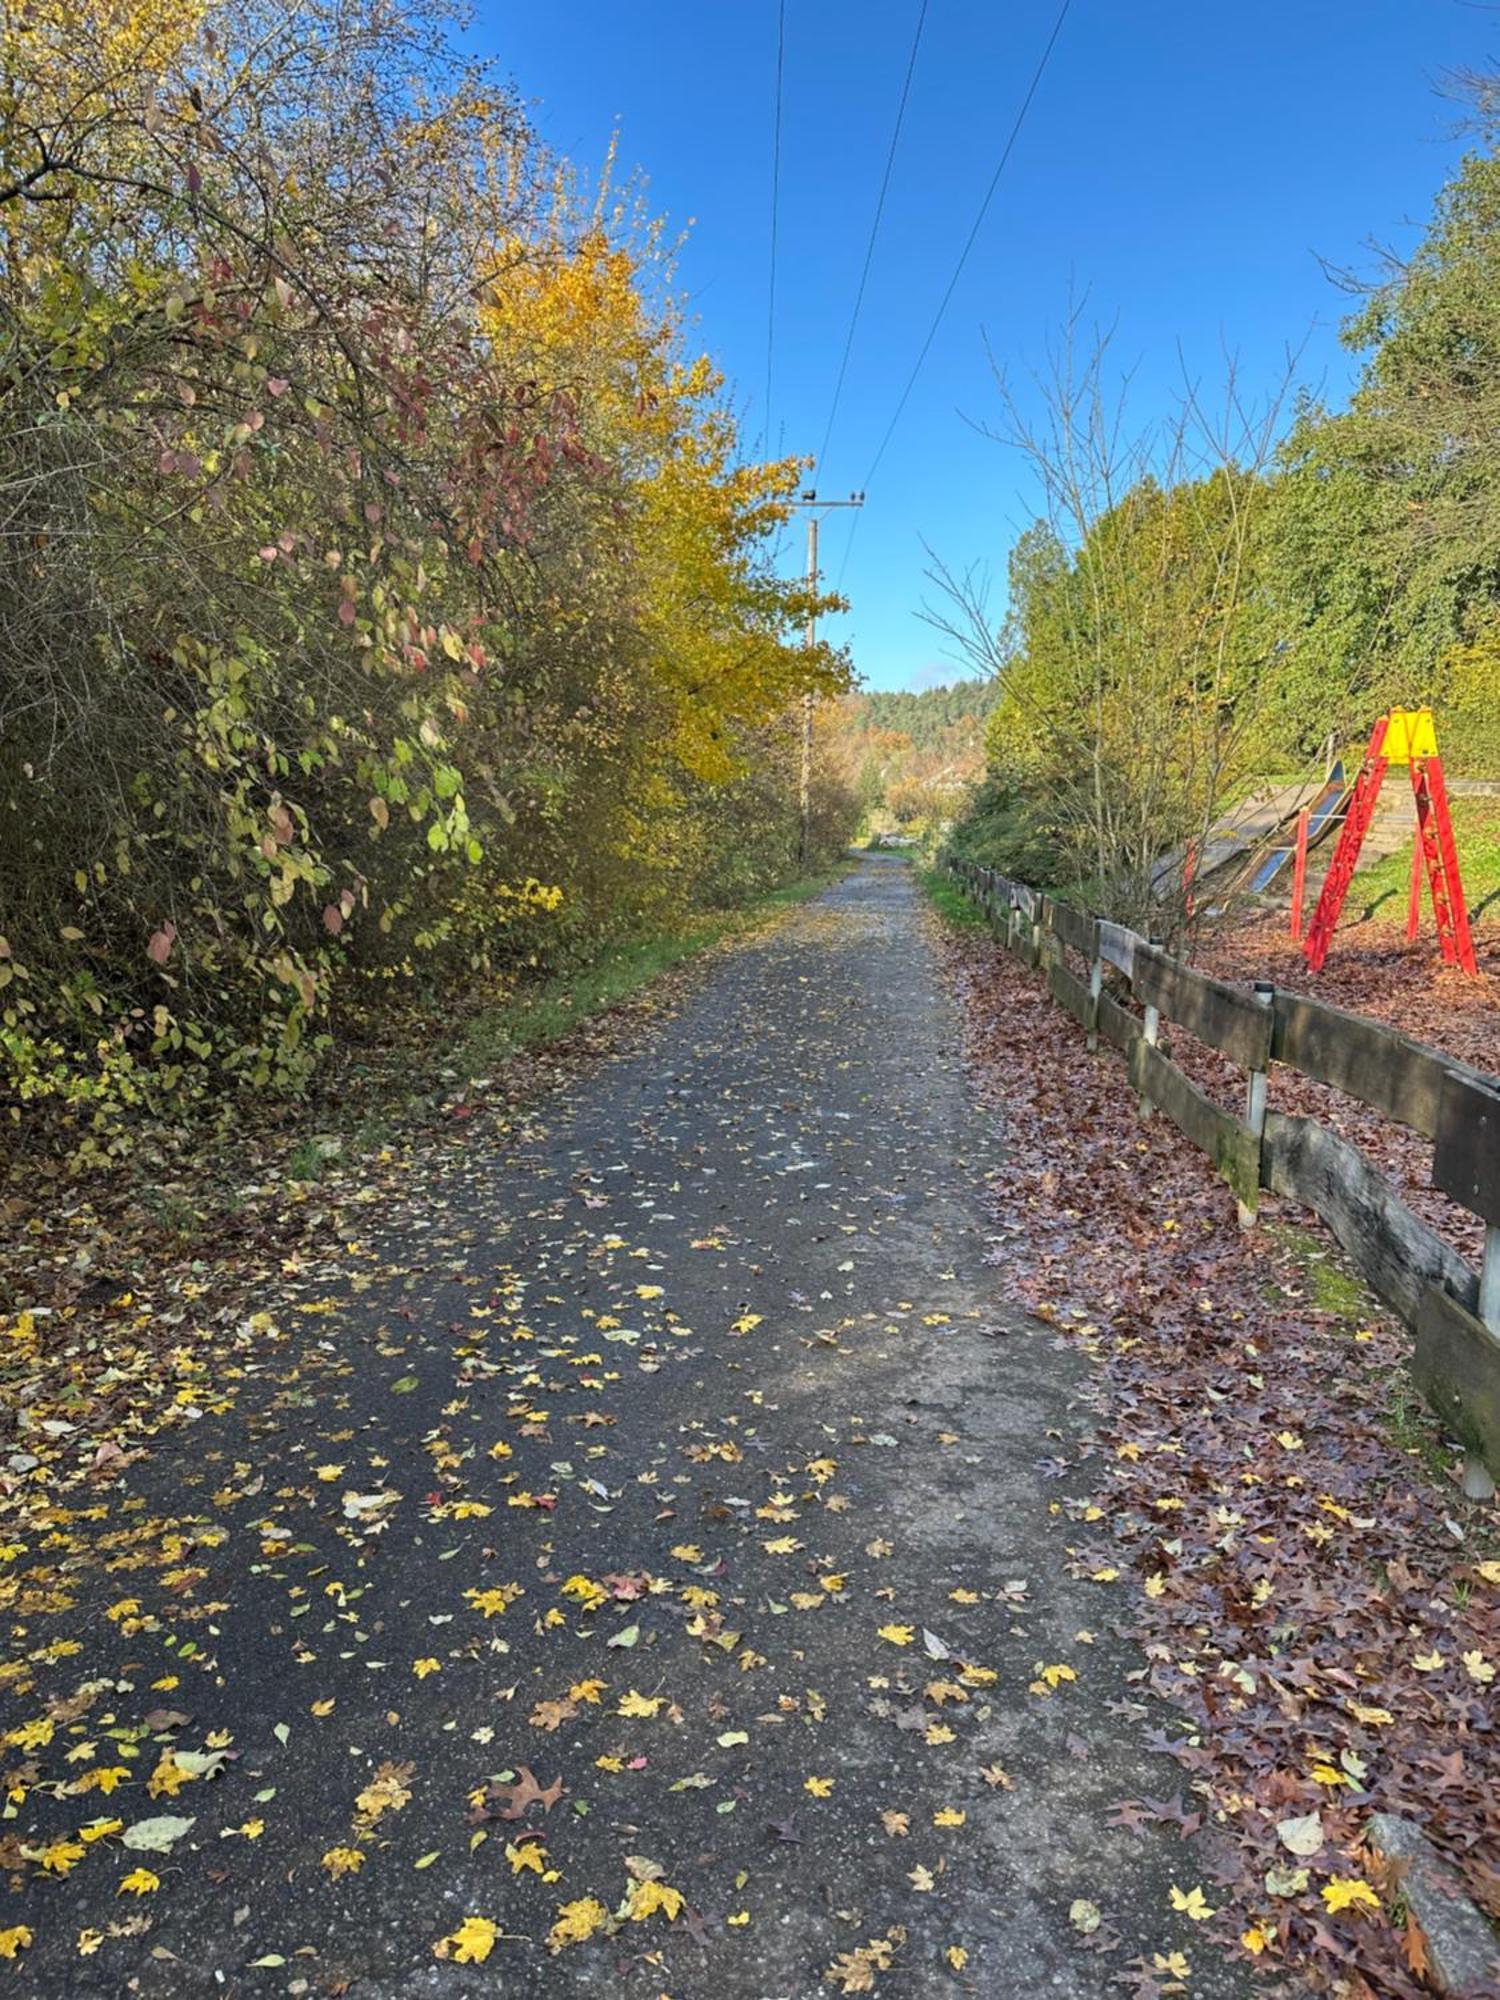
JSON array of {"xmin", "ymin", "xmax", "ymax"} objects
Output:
[
  {"xmin": 561, "ymin": 1573, "xmax": 607, "ymax": 1609},
  {"xmin": 78, "ymin": 1818, "xmax": 123, "ymax": 1844},
  {"xmin": 878, "ymin": 1624, "xmax": 915, "ymax": 1646},
  {"xmin": 117, "ymin": 1868, "xmax": 160, "ymax": 1896},
  {"xmin": 465, "ymin": 1587, "xmax": 514, "ymax": 1617},
  {"xmin": 1241, "ymin": 1924, "xmax": 1273, "ymax": 1955},
  {"xmin": 34, "ymin": 1838, "xmax": 85, "ymax": 1876},
  {"xmin": 728, "ymin": 1909, "xmax": 751, "ymax": 1926},
  {"xmin": 933, "ymin": 1807, "xmax": 965, "ymax": 1827},
  {"xmin": 804, "ymin": 1776, "xmax": 834, "ymax": 1797},
  {"xmin": 1169, "ymin": 1883, "xmax": 1214, "ymax": 1921},
  {"xmin": 0, "ymin": 1927, "xmax": 31, "ymax": 1959},
  {"xmin": 147, "ymin": 1752, "xmax": 192, "ymax": 1797},
  {"xmin": 412, "ymin": 1657, "xmax": 441, "ymax": 1679},
  {"xmin": 628, "ymin": 1878, "xmax": 684, "ymax": 1923},
  {"xmin": 670, "ymin": 1543, "xmax": 703, "ymax": 1562},
  {"xmin": 437, "ymin": 1914, "xmax": 499, "ymax": 1964},
  {"xmin": 617, "ymin": 1689, "xmax": 663, "ymax": 1718},
  {"xmin": 1321, "ymin": 1876, "xmax": 1380, "ymax": 1916},
  {"xmin": 505, "ymin": 1839, "xmax": 547, "ymax": 1877},
  {"xmin": 547, "ymin": 1897, "xmax": 609, "ymax": 1952},
  {"xmin": 946, "ymin": 1945, "xmax": 968, "ymax": 1971},
  {"xmin": 569, "ymin": 1678, "xmax": 607, "ymax": 1704},
  {"xmin": 321, "ymin": 1846, "xmax": 364, "ymax": 1877}
]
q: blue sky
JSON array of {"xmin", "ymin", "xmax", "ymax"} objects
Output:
[{"xmin": 474, "ymin": 3, "xmax": 1491, "ymax": 690}]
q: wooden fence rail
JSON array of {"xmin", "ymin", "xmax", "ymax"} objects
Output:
[{"xmin": 942, "ymin": 852, "xmax": 1500, "ymax": 1488}]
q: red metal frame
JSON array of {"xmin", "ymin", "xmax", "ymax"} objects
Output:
[
  {"xmin": 1303, "ymin": 713, "xmax": 1478, "ymax": 976},
  {"xmin": 1406, "ymin": 830, "xmax": 1423, "ymax": 943}
]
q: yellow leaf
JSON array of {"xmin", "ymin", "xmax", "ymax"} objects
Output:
[
  {"xmin": 569, "ymin": 1678, "xmax": 607, "ymax": 1705},
  {"xmin": 311, "ymin": 1698, "xmax": 336, "ymax": 1716},
  {"xmin": 877, "ymin": 1624, "xmax": 915, "ymax": 1646},
  {"xmin": 0, "ymin": 1927, "xmax": 32, "ymax": 1958},
  {"xmin": 727, "ymin": 1910, "xmax": 751, "ymax": 1926},
  {"xmin": 412, "ymin": 1657, "xmax": 441, "ymax": 1679},
  {"xmin": 34, "ymin": 1838, "xmax": 85, "ymax": 1876},
  {"xmin": 946, "ymin": 1945, "xmax": 968, "ymax": 1971},
  {"xmin": 617, "ymin": 1690, "xmax": 662, "ymax": 1718},
  {"xmin": 1322, "ymin": 1876, "xmax": 1380, "ymax": 1916},
  {"xmin": 1241, "ymin": 1924, "xmax": 1273, "ymax": 1955},
  {"xmin": 804, "ymin": 1776, "xmax": 834, "ymax": 1797},
  {"xmin": 321, "ymin": 1846, "xmax": 364, "ymax": 1877},
  {"xmin": 1169, "ymin": 1884, "xmax": 1214, "ymax": 1921},
  {"xmin": 117, "ymin": 1868, "xmax": 160, "ymax": 1896},
  {"xmin": 548, "ymin": 1897, "xmax": 609, "ymax": 1952},
  {"xmin": 437, "ymin": 1914, "xmax": 499, "ymax": 1964},
  {"xmin": 909, "ymin": 1863, "xmax": 935, "ymax": 1892},
  {"xmin": 628, "ymin": 1878, "xmax": 684, "ymax": 1923},
  {"xmin": 505, "ymin": 1839, "xmax": 546, "ymax": 1877},
  {"xmin": 147, "ymin": 1752, "xmax": 192, "ymax": 1797},
  {"xmin": 933, "ymin": 1807, "xmax": 965, "ymax": 1828}
]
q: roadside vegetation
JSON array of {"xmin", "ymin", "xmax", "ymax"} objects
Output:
[
  {"xmin": 936, "ymin": 92, "xmax": 1500, "ymax": 928},
  {"xmin": 0, "ymin": 0, "xmax": 860, "ymax": 1175}
]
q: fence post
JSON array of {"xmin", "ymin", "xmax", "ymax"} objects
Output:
[
  {"xmin": 1137, "ymin": 940, "xmax": 1161, "ymax": 1123},
  {"xmin": 1237, "ymin": 981, "xmax": 1275, "ymax": 1230},
  {"xmin": 1481, "ymin": 1227, "xmax": 1500, "ymax": 1331},
  {"xmin": 1086, "ymin": 927, "xmax": 1103, "ymax": 1053}
]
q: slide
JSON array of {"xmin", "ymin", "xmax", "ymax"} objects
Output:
[{"xmin": 1238, "ymin": 759, "xmax": 1347, "ymax": 896}]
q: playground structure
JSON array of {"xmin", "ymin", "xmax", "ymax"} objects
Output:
[{"xmin": 1301, "ymin": 708, "xmax": 1477, "ymax": 975}]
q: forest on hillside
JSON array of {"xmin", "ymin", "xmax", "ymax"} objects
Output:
[
  {"xmin": 822, "ymin": 681, "xmax": 997, "ymax": 831},
  {"xmin": 944, "ymin": 91, "xmax": 1500, "ymax": 919},
  {"xmin": 0, "ymin": 0, "xmax": 861, "ymax": 1161}
]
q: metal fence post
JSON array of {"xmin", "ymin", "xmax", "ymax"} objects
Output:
[
  {"xmin": 1238, "ymin": 981, "xmax": 1275, "ymax": 1230},
  {"xmin": 1086, "ymin": 937, "xmax": 1103, "ymax": 1053},
  {"xmin": 1137, "ymin": 939, "xmax": 1161, "ymax": 1123}
]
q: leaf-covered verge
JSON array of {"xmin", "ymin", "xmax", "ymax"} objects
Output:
[
  {"xmin": 1, "ymin": 0, "xmax": 859, "ymax": 1166},
  {"xmin": 0, "ymin": 866, "xmax": 841, "ymax": 1344},
  {"xmin": 931, "ymin": 896, "xmax": 1500, "ymax": 1999}
]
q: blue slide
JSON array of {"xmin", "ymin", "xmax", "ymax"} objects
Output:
[{"xmin": 1243, "ymin": 761, "xmax": 1347, "ymax": 895}]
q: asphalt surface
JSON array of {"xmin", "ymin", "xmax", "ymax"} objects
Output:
[{"xmin": 4, "ymin": 856, "xmax": 1255, "ymax": 1997}]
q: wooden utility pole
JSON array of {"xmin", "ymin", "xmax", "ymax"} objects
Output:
[{"xmin": 786, "ymin": 488, "xmax": 862, "ymax": 866}]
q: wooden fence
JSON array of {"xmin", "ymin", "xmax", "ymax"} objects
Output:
[{"xmin": 942, "ymin": 853, "xmax": 1500, "ymax": 1486}]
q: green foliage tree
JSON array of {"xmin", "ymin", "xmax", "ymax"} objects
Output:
[
  {"xmin": 1265, "ymin": 138, "xmax": 1500, "ymax": 768},
  {"xmin": 0, "ymin": 0, "xmax": 854, "ymax": 1159}
]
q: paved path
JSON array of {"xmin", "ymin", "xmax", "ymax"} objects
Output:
[{"xmin": 8, "ymin": 858, "xmax": 1250, "ymax": 1997}]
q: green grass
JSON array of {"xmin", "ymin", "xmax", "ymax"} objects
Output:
[
  {"xmin": 1350, "ymin": 798, "xmax": 1500, "ymax": 922},
  {"xmin": 918, "ymin": 868, "xmax": 990, "ymax": 929}
]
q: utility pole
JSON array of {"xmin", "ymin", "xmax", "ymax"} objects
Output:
[{"xmin": 786, "ymin": 488, "xmax": 862, "ymax": 867}]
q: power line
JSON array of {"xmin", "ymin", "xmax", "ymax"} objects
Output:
[
  {"xmin": 852, "ymin": 0, "xmax": 1072, "ymax": 524},
  {"xmin": 763, "ymin": 0, "xmax": 787, "ymax": 449},
  {"xmin": 815, "ymin": 0, "xmax": 930, "ymax": 479}
]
